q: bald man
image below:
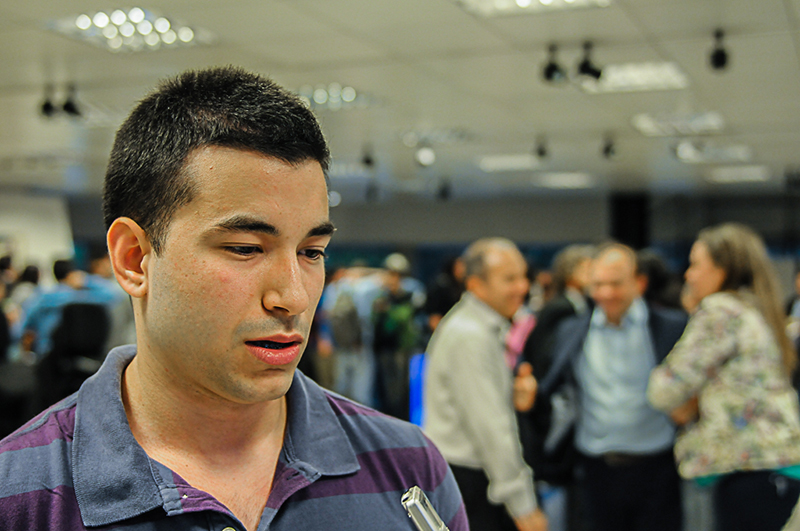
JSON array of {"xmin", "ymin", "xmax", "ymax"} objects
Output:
[
  {"xmin": 424, "ymin": 238, "xmax": 547, "ymax": 531},
  {"xmin": 536, "ymin": 243, "xmax": 687, "ymax": 531}
]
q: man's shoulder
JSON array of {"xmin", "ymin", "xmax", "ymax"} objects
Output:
[
  {"xmin": 321, "ymin": 387, "xmax": 431, "ymax": 450},
  {"xmin": 295, "ymin": 383, "xmax": 467, "ymax": 529},
  {"xmin": 554, "ymin": 311, "xmax": 591, "ymax": 339},
  {"xmin": 0, "ymin": 397, "xmax": 79, "ymax": 519}
]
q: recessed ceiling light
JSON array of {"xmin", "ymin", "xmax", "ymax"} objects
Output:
[
  {"xmin": 632, "ymin": 112, "xmax": 725, "ymax": 137},
  {"xmin": 535, "ymin": 172, "xmax": 595, "ymax": 189},
  {"xmin": 455, "ymin": 0, "xmax": 610, "ymax": 17},
  {"xmin": 581, "ymin": 62, "xmax": 689, "ymax": 93},
  {"xmin": 707, "ymin": 165, "xmax": 770, "ymax": 183},
  {"xmin": 479, "ymin": 154, "xmax": 539, "ymax": 172},
  {"xmin": 675, "ymin": 140, "xmax": 752, "ymax": 164},
  {"xmin": 50, "ymin": 8, "xmax": 213, "ymax": 52}
]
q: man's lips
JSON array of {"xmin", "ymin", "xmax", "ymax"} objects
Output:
[{"xmin": 245, "ymin": 335, "xmax": 303, "ymax": 366}]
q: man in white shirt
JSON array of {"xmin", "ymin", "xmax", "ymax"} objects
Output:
[{"xmin": 424, "ymin": 237, "xmax": 548, "ymax": 531}]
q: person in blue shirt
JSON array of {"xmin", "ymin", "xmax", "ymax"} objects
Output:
[{"xmin": 21, "ymin": 259, "xmax": 119, "ymax": 360}]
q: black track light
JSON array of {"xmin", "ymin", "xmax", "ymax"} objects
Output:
[
  {"xmin": 542, "ymin": 44, "xmax": 567, "ymax": 83},
  {"xmin": 534, "ymin": 136, "xmax": 548, "ymax": 158},
  {"xmin": 62, "ymin": 84, "xmax": 81, "ymax": 117},
  {"xmin": 602, "ymin": 136, "xmax": 616, "ymax": 159},
  {"xmin": 710, "ymin": 29, "xmax": 729, "ymax": 71},
  {"xmin": 577, "ymin": 41, "xmax": 602, "ymax": 80},
  {"xmin": 361, "ymin": 144, "xmax": 375, "ymax": 168},
  {"xmin": 40, "ymin": 85, "xmax": 57, "ymax": 118}
]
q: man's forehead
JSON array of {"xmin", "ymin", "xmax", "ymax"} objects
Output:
[{"xmin": 592, "ymin": 251, "xmax": 636, "ymax": 279}]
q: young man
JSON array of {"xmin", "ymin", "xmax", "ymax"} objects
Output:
[{"xmin": 0, "ymin": 67, "xmax": 466, "ymax": 531}]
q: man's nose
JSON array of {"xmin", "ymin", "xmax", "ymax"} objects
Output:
[{"xmin": 261, "ymin": 251, "xmax": 310, "ymax": 316}]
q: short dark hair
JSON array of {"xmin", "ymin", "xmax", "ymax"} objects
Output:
[
  {"xmin": 103, "ymin": 66, "xmax": 330, "ymax": 255},
  {"xmin": 19, "ymin": 265, "xmax": 39, "ymax": 284},
  {"xmin": 53, "ymin": 259, "xmax": 75, "ymax": 282}
]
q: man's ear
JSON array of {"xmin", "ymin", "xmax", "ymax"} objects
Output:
[
  {"xmin": 636, "ymin": 273, "xmax": 649, "ymax": 296},
  {"xmin": 107, "ymin": 217, "xmax": 152, "ymax": 298}
]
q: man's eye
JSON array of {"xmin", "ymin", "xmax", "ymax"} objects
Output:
[
  {"xmin": 301, "ymin": 249, "xmax": 327, "ymax": 261},
  {"xmin": 225, "ymin": 246, "xmax": 261, "ymax": 256}
]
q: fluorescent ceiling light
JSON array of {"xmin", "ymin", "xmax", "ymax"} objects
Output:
[
  {"xmin": 707, "ymin": 165, "xmax": 770, "ymax": 183},
  {"xmin": 297, "ymin": 84, "xmax": 368, "ymax": 111},
  {"xmin": 675, "ymin": 140, "xmax": 752, "ymax": 164},
  {"xmin": 456, "ymin": 0, "xmax": 610, "ymax": 17},
  {"xmin": 50, "ymin": 8, "xmax": 213, "ymax": 52},
  {"xmin": 632, "ymin": 112, "xmax": 725, "ymax": 137},
  {"xmin": 581, "ymin": 62, "xmax": 689, "ymax": 93},
  {"xmin": 535, "ymin": 172, "xmax": 595, "ymax": 189},
  {"xmin": 479, "ymin": 154, "xmax": 539, "ymax": 172}
]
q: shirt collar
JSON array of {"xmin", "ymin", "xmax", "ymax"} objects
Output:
[
  {"xmin": 590, "ymin": 297, "xmax": 647, "ymax": 329},
  {"xmin": 73, "ymin": 346, "xmax": 359, "ymax": 527},
  {"xmin": 461, "ymin": 292, "xmax": 513, "ymax": 335}
]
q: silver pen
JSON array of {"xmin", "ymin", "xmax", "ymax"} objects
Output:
[{"xmin": 401, "ymin": 486, "xmax": 450, "ymax": 531}]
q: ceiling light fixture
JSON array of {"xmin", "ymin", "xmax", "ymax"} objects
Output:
[
  {"xmin": 707, "ymin": 165, "xmax": 769, "ymax": 183},
  {"xmin": 542, "ymin": 44, "xmax": 567, "ymax": 84},
  {"xmin": 415, "ymin": 147, "xmax": 437, "ymax": 167},
  {"xmin": 535, "ymin": 172, "xmax": 595, "ymax": 189},
  {"xmin": 456, "ymin": 0, "xmax": 611, "ymax": 18},
  {"xmin": 534, "ymin": 136, "xmax": 548, "ymax": 158},
  {"xmin": 631, "ymin": 111, "xmax": 725, "ymax": 137},
  {"xmin": 40, "ymin": 85, "xmax": 57, "ymax": 118},
  {"xmin": 297, "ymin": 83, "xmax": 367, "ymax": 111},
  {"xmin": 709, "ymin": 29, "xmax": 729, "ymax": 71},
  {"xmin": 674, "ymin": 140, "xmax": 752, "ymax": 164},
  {"xmin": 62, "ymin": 84, "xmax": 81, "ymax": 117},
  {"xmin": 479, "ymin": 154, "xmax": 539, "ymax": 172},
  {"xmin": 50, "ymin": 7, "xmax": 212, "ymax": 53},
  {"xmin": 361, "ymin": 145, "xmax": 375, "ymax": 168},
  {"xmin": 580, "ymin": 62, "xmax": 689, "ymax": 93},
  {"xmin": 601, "ymin": 135, "xmax": 616, "ymax": 159},
  {"xmin": 577, "ymin": 41, "xmax": 602, "ymax": 80}
]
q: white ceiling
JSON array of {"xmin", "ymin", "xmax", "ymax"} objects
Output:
[{"xmin": 0, "ymin": 0, "xmax": 799, "ymax": 203}]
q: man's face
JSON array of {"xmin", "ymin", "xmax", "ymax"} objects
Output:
[
  {"xmin": 589, "ymin": 250, "xmax": 641, "ymax": 326},
  {"xmin": 471, "ymin": 247, "xmax": 530, "ymax": 320},
  {"xmin": 138, "ymin": 146, "xmax": 331, "ymax": 405}
]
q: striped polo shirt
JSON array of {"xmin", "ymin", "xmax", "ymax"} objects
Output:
[{"xmin": 0, "ymin": 346, "xmax": 467, "ymax": 530}]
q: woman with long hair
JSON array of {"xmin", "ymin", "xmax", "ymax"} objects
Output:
[{"xmin": 648, "ymin": 222, "xmax": 800, "ymax": 531}]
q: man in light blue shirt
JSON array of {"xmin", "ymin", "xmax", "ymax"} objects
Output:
[
  {"xmin": 538, "ymin": 243, "xmax": 687, "ymax": 531},
  {"xmin": 21, "ymin": 259, "xmax": 121, "ymax": 359}
]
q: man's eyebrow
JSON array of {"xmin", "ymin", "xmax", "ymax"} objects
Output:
[
  {"xmin": 308, "ymin": 222, "xmax": 336, "ymax": 239},
  {"xmin": 210, "ymin": 216, "xmax": 335, "ymax": 239},
  {"xmin": 212, "ymin": 215, "xmax": 279, "ymax": 236}
]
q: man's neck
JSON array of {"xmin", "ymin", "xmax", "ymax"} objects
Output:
[
  {"xmin": 122, "ymin": 352, "xmax": 287, "ymax": 531},
  {"xmin": 121, "ymin": 352, "xmax": 287, "ymax": 461}
]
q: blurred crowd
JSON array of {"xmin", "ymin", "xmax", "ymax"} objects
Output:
[{"xmin": 4, "ymin": 221, "xmax": 800, "ymax": 531}]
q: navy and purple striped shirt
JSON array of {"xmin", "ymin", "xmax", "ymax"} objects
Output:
[{"xmin": 0, "ymin": 346, "xmax": 468, "ymax": 530}]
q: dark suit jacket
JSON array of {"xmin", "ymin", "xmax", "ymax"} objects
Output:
[
  {"xmin": 525, "ymin": 302, "xmax": 687, "ymax": 484},
  {"xmin": 522, "ymin": 294, "xmax": 583, "ymax": 381},
  {"xmin": 540, "ymin": 302, "xmax": 687, "ymax": 396}
]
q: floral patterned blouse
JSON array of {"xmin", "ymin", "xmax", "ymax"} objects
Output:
[{"xmin": 647, "ymin": 291, "xmax": 800, "ymax": 479}]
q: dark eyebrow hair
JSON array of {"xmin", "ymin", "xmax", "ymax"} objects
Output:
[
  {"xmin": 211, "ymin": 215, "xmax": 335, "ymax": 240},
  {"xmin": 214, "ymin": 215, "xmax": 278, "ymax": 236},
  {"xmin": 308, "ymin": 222, "xmax": 336, "ymax": 239}
]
